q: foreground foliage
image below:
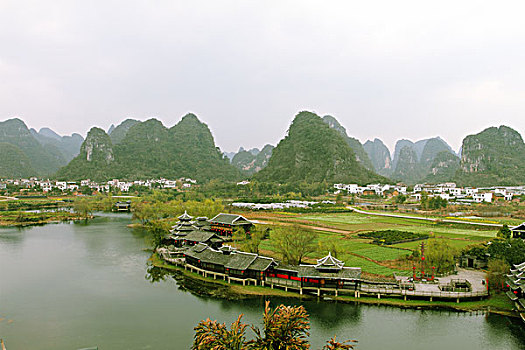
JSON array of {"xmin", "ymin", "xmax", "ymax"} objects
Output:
[{"xmin": 192, "ymin": 301, "xmax": 356, "ymax": 350}]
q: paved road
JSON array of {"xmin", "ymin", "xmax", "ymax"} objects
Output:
[
  {"xmin": 348, "ymin": 206, "xmax": 503, "ymax": 228},
  {"xmin": 396, "ymin": 268, "xmax": 488, "ymax": 294}
]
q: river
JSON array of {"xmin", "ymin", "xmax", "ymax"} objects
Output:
[{"xmin": 0, "ymin": 213, "xmax": 524, "ymax": 349}]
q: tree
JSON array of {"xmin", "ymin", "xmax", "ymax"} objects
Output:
[
  {"xmin": 250, "ymin": 301, "xmax": 310, "ymax": 350},
  {"xmin": 272, "ymin": 225, "xmax": 318, "ymax": 265},
  {"xmin": 488, "ymin": 238, "xmax": 525, "ymax": 266},
  {"xmin": 73, "ymin": 198, "xmax": 94, "ymax": 219},
  {"xmin": 487, "ymin": 258, "xmax": 509, "ymax": 292},
  {"xmin": 146, "ymin": 220, "xmax": 170, "ymax": 248},
  {"xmin": 132, "ymin": 201, "xmax": 155, "ymax": 224},
  {"xmin": 425, "ymin": 239, "xmax": 457, "ymax": 274},
  {"xmin": 420, "ymin": 196, "xmax": 447, "ymax": 210},
  {"xmin": 497, "ymin": 224, "xmax": 511, "ymax": 239},
  {"xmin": 394, "ymin": 194, "xmax": 407, "ymax": 204},
  {"xmin": 192, "ymin": 301, "xmax": 356, "ymax": 350},
  {"xmin": 319, "ymin": 238, "xmax": 341, "ymax": 258},
  {"xmin": 193, "ymin": 315, "xmax": 247, "ymax": 350},
  {"xmin": 233, "ymin": 227, "xmax": 266, "ymax": 254}
]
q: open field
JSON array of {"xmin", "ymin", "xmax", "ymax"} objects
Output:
[{"xmin": 243, "ymin": 211, "xmax": 497, "ymax": 277}]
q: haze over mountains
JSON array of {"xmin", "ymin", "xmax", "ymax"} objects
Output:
[{"xmin": 1, "ymin": 113, "xmax": 524, "ymax": 186}]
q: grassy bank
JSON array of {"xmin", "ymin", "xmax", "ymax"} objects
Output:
[{"xmin": 0, "ymin": 210, "xmax": 88, "ymax": 226}]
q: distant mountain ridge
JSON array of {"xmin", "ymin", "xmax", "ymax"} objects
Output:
[
  {"xmin": 1, "ymin": 116, "xmax": 523, "ymax": 186},
  {"xmin": 0, "ymin": 119, "xmax": 73, "ymax": 177},
  {"xmin": 363, "ymin": 138, "xmax": 392, "ymax": 177},
  {"xmin": 108, "ymin": 119, "xmax": 140, "ymax": 145},
  {"xmin": 30, "ymin": 127, "xmax": 84, "ymax": 162},
  {"xmin": 231, "ymin": 144, "xmax": 274, "ymax": 175},
  {"xmin": 56, "ymin": 114, "xmax": 240, "ymax": 182}
]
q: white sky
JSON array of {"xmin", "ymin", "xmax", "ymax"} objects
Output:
[{"xmin": 1, "ymin": 0, "xmax": 525, "ymax": 154}]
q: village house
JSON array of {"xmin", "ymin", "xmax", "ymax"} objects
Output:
[
  {"xmin": 465, "ymin": 187, "xmax": 478, "ymax": 196},
  {"xmin": 67, "ymin": 182, "xmax": 79, "ymax": 191},
  {"xmin": 472, "ymin": 192, "xmax": 493, "ymax": 203}
]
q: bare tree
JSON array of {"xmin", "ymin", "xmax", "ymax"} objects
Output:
[{"xmin": 272, "ymin": 225, "xmax": 318, "ymax": 265}]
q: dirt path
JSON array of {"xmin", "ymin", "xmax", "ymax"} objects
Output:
[{"xmin": 251, "ymin": 218, "xmax": 351, "ymax": 235}]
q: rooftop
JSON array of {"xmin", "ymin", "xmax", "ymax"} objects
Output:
[
  {"xmin": 178, "ymin": 211, "xmax": 193, "ymax": 221},
  {"xmin": 315, "ymin": 252, "xmax": 344, "ymax": 270},
  {"xmin": 209, "ymin": 213, "xmax": 252, "ymax": 226}
]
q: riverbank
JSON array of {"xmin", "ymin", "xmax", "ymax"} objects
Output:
[
  {"xmin": 150, "ymin": 253, "xmax": 517, "ymax": 316},
  {"xmin": 0, "ymin": 210, "xmax": 90, "ymax": 227}
]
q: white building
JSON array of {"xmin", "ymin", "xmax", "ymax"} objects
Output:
[
  {"xmin": 473, "ymin": 192, "xmax": 493, "ymax": 203},
  {"xmin": 465, "ymin": 188, "xmax": 478, "ymax": 196}
]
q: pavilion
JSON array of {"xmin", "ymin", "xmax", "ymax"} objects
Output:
[{"xmin": 511, "ymin": 223, "xmax": 525, "ymax": 239}]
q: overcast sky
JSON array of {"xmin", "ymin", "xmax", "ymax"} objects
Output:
[{"xmin": 1, "ymin": 1, "xmax": 525, "ymax": 153}]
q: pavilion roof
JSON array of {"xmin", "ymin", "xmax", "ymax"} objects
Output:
[
  {"xmin": 209, "ymin": 213, "xmax": 253, "ymax": 226},
  {"xmin": 225, "ymin": 251, "xmax": 258, "ymax": 271},
  {"xmin": 512, "ymin": 261, "xmax": 525, "ymax": 271},
  {"xmin": 315, "ymin": 252, "xmax": 345, "ymax": 269},
  {"xmin": 185, "ymin": 244, "xmax": 229, "ymax": 265},
  {"xmin": 184, "ymin": 244, "xmax": 275, "ymax": 272},
  {"xmin": 511, "ymin": 223, "xmax": 525, "ymax": 232},
  {"xmin": 183, "ymin": 230, "xmax": 223, "ymax": 244},
  {"xmin": 178, "ymin": 210, "xmax": 193, "ymax": 221},
  {"xmin": 293, "ymin": 265, "xmax": 361, "ymax": 280},
  {"xmin": 248, "ymin": 256, "xmax": 275, "ymax": 272}
]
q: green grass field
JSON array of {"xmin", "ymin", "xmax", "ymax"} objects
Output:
[
  {"xmin": 354, "ymin": 246, "xmax": 411, "ymax": 261},
  {"xmin": 255, "ymin": 211, "xmax": 496, "ymax": 277}
]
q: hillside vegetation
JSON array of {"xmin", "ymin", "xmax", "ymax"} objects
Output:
[
  {"xmin": 57, "ymin": 114, "xmax": 240, "ymax": 182},
  {"xmin": 457, "ymin": 125, "xmax": 525, "ymax": 186},
  {"xmin": 255, "ymin": 111, "xmax": 387, "ymax": 184}
]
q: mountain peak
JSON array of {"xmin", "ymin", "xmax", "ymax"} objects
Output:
[
  {"xmin": 458, "ymin": 125, "xmax": 525, "ymax": 185},
  {"xmin": 180, "ymin": 113, "xmax": 201, "ymax": 124},
  {"xmin": 321, "ymin": 114, "xmax": 374, "ymax": 170},
  {"xmin": 1, "ymin": 118, "xmax": 29, "ymax": 130},
  {"xmin": 363, "ymin": 138, "xmax": 392, "ymax": 177},
  {"xmin": 256, "ymin": 111, "xmax": 385, "ymax": 184},
  {"xmin": 39, "ymin": 127, "xmax": 62, "ymax": 140}
]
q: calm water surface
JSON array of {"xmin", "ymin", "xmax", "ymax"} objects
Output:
[{"xmin": 0, "ymin": 214, "xmax": 524, "ymax": 349}]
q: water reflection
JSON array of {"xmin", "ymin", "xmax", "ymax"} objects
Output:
[
  {"xmin": 150, "ymin": 264, "xmax": 364, "ymax": 329},
  {"xmin": 145, "ymin": 265, "xmax": 168, "ymax": 283}
]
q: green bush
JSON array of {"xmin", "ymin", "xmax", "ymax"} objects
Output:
[{"xmin": 358, "ymin": 230, "xmax": 428, "ymax": 245}]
